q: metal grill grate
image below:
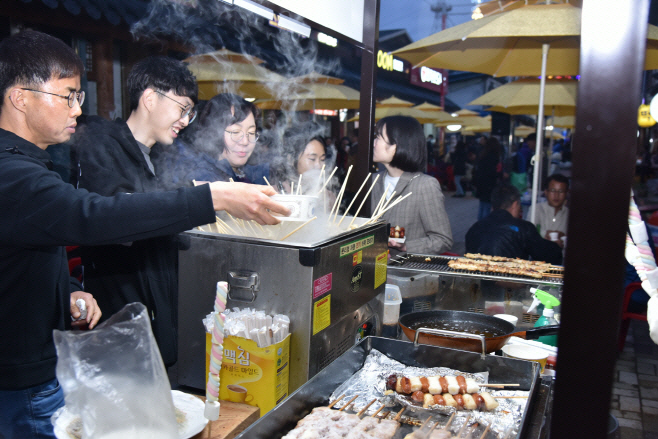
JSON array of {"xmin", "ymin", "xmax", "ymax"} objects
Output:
[{"xmin": 389, "ymin": 254, "xmax": 564, "ymax": 286}]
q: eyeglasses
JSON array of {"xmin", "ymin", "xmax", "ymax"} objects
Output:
[
  {"xmin": 155, "ymin": 91, "xmax": 197, "ymax": 123},
  {"xmin": 22, "ymin": 88, "xmax": 85, "ymax": 108},
  {"xmin": 547, "ymin": 189, "xmax": 566, "ymax": 194},
  {"xmin": 225, "ymin": 130, "xmax": 259, "ymax": 143}
]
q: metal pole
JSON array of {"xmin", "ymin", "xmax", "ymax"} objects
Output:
[
  {"xmin": 529, "ymin": 43, "xmax": 549, "ymax": 224},
  {"xmin": 357, "ymin": 0, "xmax": 380, "ymax": 217},
  {"xmin": 550, "ymin": 0, "xmax": 649, "ymax": 437}
]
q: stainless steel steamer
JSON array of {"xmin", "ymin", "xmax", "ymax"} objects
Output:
[{"xmin": 175, "ymin": 222, "xmax": 388, "ymax": 393}]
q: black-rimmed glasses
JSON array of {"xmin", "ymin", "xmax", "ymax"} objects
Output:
[
  {"xmin": 155, "ymin": 90, "xmax": 197, "ymax": 123},
  {"xmin": 225, "ymin": 130, "xmax": 259, "ymax": 143},
  {"xmin": 21, "ymin": 88, "xmax": 85, "ymax": 108}
]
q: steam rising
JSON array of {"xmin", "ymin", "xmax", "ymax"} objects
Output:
[{"xmin": 132, "ymin": 0, "xmax": 344, "ymax": 196}]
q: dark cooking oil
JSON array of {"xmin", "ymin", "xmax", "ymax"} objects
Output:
[{"xmin": 409, "ymin": 321, "xmax": 501, "ymax": 338}]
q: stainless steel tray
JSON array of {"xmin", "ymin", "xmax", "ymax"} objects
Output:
[{"xmin": 235, "ymin": 336, "xmax": 544, "ymax": 439}]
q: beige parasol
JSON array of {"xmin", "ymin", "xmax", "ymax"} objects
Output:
[
  {"xmin": 185, "ymin": 49, "xmax": 287, "ymax": 100},
  {"xmin": 468, "ymin": 78, "xmax": 577, "ymax": 117},
  {"xmin": 347, "ymin": 106, "xmax": 438, "ymax": 124},
  {"xmin": 413, "ymin": 102, "xmax": 444, "ymax": 112},
  {"xmin": 254, "ymin": 72, "xmax": 360, "ymax": 111},
  {"xmin": 377, "ymin": 96, "xmax": 415, "ymax": 107}
]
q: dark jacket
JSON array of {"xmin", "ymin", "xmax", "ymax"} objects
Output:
[
  {"xmin": 0, "ymin": 128, "xmax": 215, "ymax": 390},
  {"xmin": 451, "ymin": 149, "xmax": 468, "ymax": 176},
  {"xmin": 474, "ymin": 151, "xmax": 501, "ymax": 203},
  {"xmin": 465, "ymin": 209, "xmax": 563, "ymax": 265},
  {"xmin": 73, "ymin": 117, "xmax": 180, "ymax": 365},
  {"xmin": 151, "ymin": 139, "xmax": 269, "ymax": 188}
]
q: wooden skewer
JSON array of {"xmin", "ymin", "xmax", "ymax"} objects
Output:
[
  {"xmin": 444, "ymin": 412, "xmax": 456, "ymax": 430},
  {"xmin": 216, "ymin": 217, "xmax": 237, "ymax": 235},
  {"xmin": 296, "ymin": 174, "xmax": 303, "ymax": 195},
  {"xmin": 380, "ymin": 411, "xmax": 391, "ymax": 420},
  {"xmin": 229, "ymin": 178, "xmax": 235, "ymax": 183},
  {"xmin": 372, "ymin": 183, "xmax": 391, "ymax": 218},
  {"xmin": 478, "ymin": 423, "xmax": 491, "ymax": 439},
  {"xmin": 457, "ymin": 414, "xmax": 471, "ymax": 437},
  {"xmin": 280, "ymin": 216, "xmax": 317, "ymax": 241},
  {"xmin": 481, "ymin": 383, "xmax": 520, "ymax": 388},
  {"xmin": 253, "ymin": 221, "xmax": 265, "ymax": 233},
  {"xmin": 348, "ymin": 174, "xmax": 380, "ymax": 228},
  {"xmin": 246, "ymin": 221, "xmax": 259, "ymax": 237},
  {"xmin": 338, "ymin": 173, "xmax": 372, "ymax": 226},
  {"xmin": 426, "ymin": 420, "xmax": 439, "ymax": 438},
  {"xmin": 290, "ymin": 181, "xmax": 295, "ymax": 195},
  {"xmin": 320, "ymin": 165, "xmax": 326, "ymax": 214},
  {"xmin": 356, "ymin": 398, "xmax": 377, "ymax": 417},
  {"xmin": 226, "ymin": 212, "xmax": 246, "ymax": 235},
  {"xmin": 364, "ymin": 192, "xmax": 413, "ymax": 225},
  {"xmin": 317, "ymin": 166, "xmax": 338, "ymax": 196},
  {"xmin": 371, "ymin": 405, "xmax": 386, "ymax": 418},
  {"xmin": 263, "ymin": 176, "xmax": 273, "ymax": 188},
  {"xmin": 377, "ymin": 190, "xmax": 397, "ymax": 216},
  {"xmin": 393, "ymin": 406, "xmax": 406, "ymax": 421},
  {"xmin": 192, "ymin": 179, "xmax": 198, "ymax": 186},
  {"xmin": 338, "ymin": 395, "xmax": 359, "ymax": 411},
  {"xmin": 328, "ymin": 394, "xmax": 346, "ymax": 408},
  {"xmin": 330, "ymin": 165, "xmax": 352, "ymax": 223},
  {"xmin": 420, "ymin": 417, "xmax": 432, "ymax": 429}
]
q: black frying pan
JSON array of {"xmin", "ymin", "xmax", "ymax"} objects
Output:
[{"xmin": 399, "ymin": 310, "xmax": 559, "ymax": 354}]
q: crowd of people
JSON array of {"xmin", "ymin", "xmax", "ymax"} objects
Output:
[{"xmin": 0, "ymin": 29, "xmax": 576, "ymax": 439}]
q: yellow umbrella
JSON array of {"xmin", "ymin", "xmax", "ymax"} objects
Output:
[
  {"xmin": 462, "ymin": 124, "xmax": 491, "ymax": 134},
  {"xmin": 413, "ymin": 102, "xmax": 444, "ymax": 112},
  {"xmin": 185, "ymin": 50, "xmax": 287, "ymax": 100},
  {"xmin": 377, "ymin": 96, "xmax": 415, "ymax": 107},
  {"xmin": 255, "ymin": 82, "xmax": 361, "ymax": 111},
  {"xmin": 477, "ymin": 0, "xmax": 582, "ymax": 18},
  {"xmin": 514, "ymin": 125, "xmax": 564, "ymax": 140},
  {"xmin": 548, "ymin": 115, "xmax": 576, "ymax": 129},
  {"xmin": 347, "ymin": 106, "xmax": 437, "ymax": 124},
  {"xmin": 254, "ymin": 72, "xmax": 360, "ymax": 111},
  {"xmin": 393, "ymin": 4, "xmax": 658, "ymax": 77},
  {"xmin": 452, "ymin": 109, "xmax": 481, "ymax": 118},
  {"xmin": 468, "ymin": 78, "xmax": 577, "ymax": 117}
]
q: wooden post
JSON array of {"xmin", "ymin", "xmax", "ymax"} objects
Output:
[{"xmin": 92, "ymin": 38, "xmax": 115, "ymax": 119}]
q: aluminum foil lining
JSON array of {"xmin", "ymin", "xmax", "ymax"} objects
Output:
[{"xmin": 329, "ymin": 349, "xmax": 529, "ymax": 438}]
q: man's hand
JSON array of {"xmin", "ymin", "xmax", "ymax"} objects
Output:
[
  {"xmin": 70, "ymin": 291, "xmax": 102, "ymax": 329},
  {"xmin": 207, "ymin": 182, "xmax": 291, "ymax": 225},
  {"xmin": 544, "ymin": 230, "xmax": 566, "ymax": 248}
]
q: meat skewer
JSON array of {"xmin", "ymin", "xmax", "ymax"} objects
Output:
[
  {"xmin": 339, "ymin": 394, "xmax": 359, "ymax": 411},
  {"xmin": 328, "ymin": 394, "xmax": 345, "ymax": 408},
  {"xmin": 456, "ymin": 413, "xmax": 472, "ymax": 438},
  {"xmin": 356, "ymin": 398, "xmax": 377, "ymax": 417}
]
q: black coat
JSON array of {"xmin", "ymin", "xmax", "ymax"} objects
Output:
[
  {"xmin": 0, "ymin": 128, "xmax": 215, "ymax": 389},
  {"xmin": 465, "ymin": 209, "xmax": 563, "ymax": 265},
  {"xmin": 73, "ymin": 117, "xmax": 182, "ymax": 365},
  {"xmin": 474, "ymin": 152, "xmax": 501, "ymax": 203}
]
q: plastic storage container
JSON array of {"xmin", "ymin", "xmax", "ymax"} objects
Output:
[{"xmin": 381, "ymin": 284, "xmax": 402, "ymax": 338}]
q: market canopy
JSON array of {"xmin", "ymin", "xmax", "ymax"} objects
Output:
[
  {"xmin": 468, "ymin": 78, "xmax": 577, "ymax": 117},
  {"xmin": 347, "ymin": 106, "xmax": 438, "ymax": 124},
  {"xmin": 377, "ymin": 96, "xmax": 415, "ymax": 107}
]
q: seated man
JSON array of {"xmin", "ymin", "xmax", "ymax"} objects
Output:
[
  {"xmin": 533, "ymin": 173, "xmax": 569, "ymax": 248},
  {"xmin": 466, "ymin": 183, "xmax": 563, "ymax": 265}
]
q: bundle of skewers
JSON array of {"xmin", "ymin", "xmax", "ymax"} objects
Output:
[
  {"xmin": 447, "ymin": 253, "xmax": 563, "ymax": 279},
  {"xmin": 281, "ymin": 395, "xmax": 404, "ymax": 439},
  {"xmin": 403, "ymin": 413, "xmax": 496, "ymax": 439},
  {"xmin": 195, "ymin": 165, "xmax": 412, "ymax": 242}
]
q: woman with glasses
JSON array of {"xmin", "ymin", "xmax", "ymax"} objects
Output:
[
  {"xmin": 370, "ymin": 115, "xmax": 453, "ymax": 255},
  {"xmin": 158, "ymin": 93, "xmax": 269, "ymax": 185}
]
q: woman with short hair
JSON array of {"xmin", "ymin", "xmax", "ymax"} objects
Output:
[{"xmin": 370, "ymin": 115, "xmax": 453, "ymax": 255}]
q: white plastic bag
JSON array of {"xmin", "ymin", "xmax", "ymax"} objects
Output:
[{"xmin": 53, "ymin": 303, "xmax": 177, "ymax": 439}]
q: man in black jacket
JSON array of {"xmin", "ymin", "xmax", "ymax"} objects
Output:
[
  {"xmin": 0, "ymin": 30, "xmax": 288, "ymax": 439},
  {"xmin": 465, "ymin": 183, "xmax": 563, "ymax": 265},
  {"xmin": 72, "ymin": 57, "xmax": 201, "ymax": 367}
]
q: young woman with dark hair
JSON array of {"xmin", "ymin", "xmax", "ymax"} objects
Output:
[{"xmin": 369, "ymin": 115, "xmax": 453, "ymax": 255}]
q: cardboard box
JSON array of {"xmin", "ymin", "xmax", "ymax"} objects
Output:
[{"xmin": 205, "ymin": 333, "xmax": 290, "ymax": 417}]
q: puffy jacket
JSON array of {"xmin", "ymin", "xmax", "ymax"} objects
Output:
[
  {"xmin": 465, "ymin": 209, "xmax": 563, "ymax": 265},
  {"xmin": 0, "ymin": 127, "xmax": 215, "ymax": 389}
]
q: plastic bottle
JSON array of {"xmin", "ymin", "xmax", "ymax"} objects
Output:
[{"xmin": 527, "ymin": 288, "xmax": 560, "ymax": 347}]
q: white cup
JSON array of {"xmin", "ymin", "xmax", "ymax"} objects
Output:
[
  {"xmin": 271, "ymin": 194, "xmax": 318, "ymax": 221},
  {"xmin": 549, "ymin": 232, "xmax": 559, "ymax": 241},
  {"xmin": 560, "ymin": 236, "xmax": 567, "ymax": 246},
  {"xmin": 494, "ymin": 314, "xmax": 519, "ymax": 327}
]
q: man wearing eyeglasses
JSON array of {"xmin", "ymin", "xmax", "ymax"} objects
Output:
[
  {"xmin": 0, "ymin": 31, "xmax": 289, "ymax": 439},
  {"xmin": 533, "ymin": 173, "xmax": 570, "ymax": 248},
  {"xmin": 71, "ymin": 57, "xmax": 222, "ymax": 367}
]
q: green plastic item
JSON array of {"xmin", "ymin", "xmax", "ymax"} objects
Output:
[{"xmin": 528, "ymin": 288, "xmax": 560, "ymax": 347}]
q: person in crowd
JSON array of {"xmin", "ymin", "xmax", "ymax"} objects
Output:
[
  {"xmin": 0, "ymin": 30, "xmax": 289, "ymax": 439},
  {"xmin": 533, "ymin": 173, "xmax": 570, "ymax": 248},
  {"xmin": 73, "ymin": 56, "xmax": 202, "ymax": 367},
  {"xmin": 465, "ymin": 183, "xmax": 563, "ymax": 264},
  {"xmin": 449, "ymin": 140, "xmax": 468, "ymax": 197},
  {"xmin": 473, "ymin": 136, "xmax": 503, "ymax": 220},
  {"xmin": 426, "ymin": 133, "xmax": 435, "ymax": 164},
  {"xmin": 155, "ymin": 93, "xmax": 268, "ymax": 185},
  {"xmin": 274, "ymin": 121, "xmax": 337, "ymax": 210},
  {"xmin": 370, "ymin": 115, "xmax": 453, "ymax": 255}
]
